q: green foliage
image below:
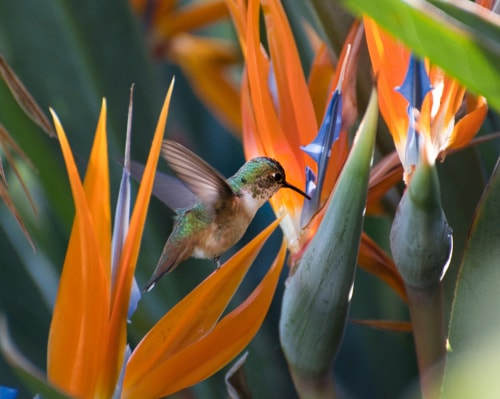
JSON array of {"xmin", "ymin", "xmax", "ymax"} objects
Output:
[{"xmin": 0, "ymin": 1, "xmax": 498, "ymax": 398}]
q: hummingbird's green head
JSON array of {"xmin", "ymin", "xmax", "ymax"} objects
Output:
[{"xmin": 233, "ymin": 157, "xmax": 310, "ymax": 201}]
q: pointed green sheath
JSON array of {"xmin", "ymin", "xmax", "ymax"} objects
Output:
[
  {"xmin": 390, "ymin": 159, "xmax": 453, "ymax": 289},
  {"xmin": 390, "ymin": 155, "xmax": 452, "ymax": 397},
  {"xmin": 279, "ymin": 90, "xmax": 378, "ymax": 393}
]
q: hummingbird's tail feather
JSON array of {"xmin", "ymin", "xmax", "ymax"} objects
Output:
[{"xmin": 143, "ymin": 246, "xmax": 188, "ymax": 292}]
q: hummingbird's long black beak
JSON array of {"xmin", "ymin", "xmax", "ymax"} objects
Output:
[{"xmin": 283, "ymin": 182, "xmax": 311, "ymax": 200}]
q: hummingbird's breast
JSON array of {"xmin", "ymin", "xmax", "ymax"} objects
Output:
[{"xmin": 191, "ymin": 195, "xmax": 255, "ymax": 260}]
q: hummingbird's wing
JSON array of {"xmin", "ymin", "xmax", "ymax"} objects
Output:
[
  {"xmin": 129, "ymin": 159, "xmax": 198, "ymax": 210},
  {"xmin": 161, "ymin": 140, "xmax": 234, "ymax": 210}
]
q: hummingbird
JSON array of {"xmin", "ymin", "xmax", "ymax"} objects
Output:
[{"xmin": 143, "ymin": 140, "xmax": 310, "ymax": 292}]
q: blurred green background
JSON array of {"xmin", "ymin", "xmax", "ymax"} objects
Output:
[{"xmin": 0, "ymin": 1, "xmax": 498, "ymax": 398}]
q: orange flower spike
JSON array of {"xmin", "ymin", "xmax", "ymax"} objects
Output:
[
  {"xmin": 448, "ymin": 93, "xmax": 487, "ymax": 152},
  {"xmin": 48, "ymin": 104, "xmax": 112, "ymax": 397},
  {"xmin": 154, "ymin": 0, "xmax": 228, "ymax": 40},
  {"xmin": 245, "ymin": 0, "xmax": 306, "ymax": 171},
  {"xmin": 365, "ymin": 16, "xmax": 487, "ymax": 181},
  {"xmin": 364, "ymin": 17, "xmax": 410, "ymax": 154},
  {"xmin": 139, "ymin": 242, "xmax": 287, "ymax": 398},
  {"xmin": 98, "ymin": 81, "xmax": 175, "ymax": 397},
  {"xmin": 168, "ymin": 34, "xmax": 242, "ymax": 132},
  {"xmin": 261, "ymin": 0, "xmax": 318, "ymax": 146},
  {"xmin": 123, "ymin": 219, "xmax": 283, "ymax": 398},
  {"xmin": 308, "ymin": 41, "xmax": 336, "ymax": 122},
  {"xmin": 242, "ymin": 0, "xmax": 307, "ymax": 241}
]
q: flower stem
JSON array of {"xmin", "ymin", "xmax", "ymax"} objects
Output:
[
  {"xmin": 289, "ymin": 368, "xmax": 337, "ymax": 399},
  {"xmin": 406, "ymin": 283, "xmax": 446, "ymax": 399}
]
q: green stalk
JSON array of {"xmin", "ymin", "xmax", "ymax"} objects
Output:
[
  {"xmin": 390, "ymin": 160, "xmax": 452, "ymax": 399},
  {"xmin": 406, "ymin": 285, "xmax": 446, "ymax": 399},
  {"xmin": 279, "ymin": 90, "xmax": 378, "ymax": 399}
]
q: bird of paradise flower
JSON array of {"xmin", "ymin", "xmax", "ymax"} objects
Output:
[
  {"xmin": 364, "ymin": 16, "xmax": 488, "ymax": 184},
  {"xmin": 0, "ymin": 79, "xmax": 289, "ymax": 399},
  {"xmin": 224, "ymin": 0, "xmax": 406, "ymax": 300}
]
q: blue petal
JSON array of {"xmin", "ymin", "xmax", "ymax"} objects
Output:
[
  {"xmin": 300, "ymin": 166, "xmax": 318, "ymax": 226},
  {"xmin": 111, "ymin": 86, "xmax": 141, "ymax": 318},
  {"xmin": 395, "ymin": 53, "xmax": 432, "ymax": 110},
  {"xmin": 300, "ymin": 90, "xmax": 342, "ymax": 226},
  {"xmin": 0, "ymin": 387, "xmax": 17, "ymax": 399},
  {"xmin": 111, "ymin": 345, "xmax": 132, "ymax": 399},
  {"xmin": 304, "ymin": 166, "xmax": 317, "ymax": 198},
  {"xmin": 301, "ymin": 90, "xmax": 342, "ymax": 164},
  {"xmin": 404, "ymin": 105, "xmax": 420, "ymax": 168}
]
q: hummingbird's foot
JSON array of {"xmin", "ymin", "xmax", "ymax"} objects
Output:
[{"xmin": 213, "ymin": 256, "xmax": 221, "ymax": 269}]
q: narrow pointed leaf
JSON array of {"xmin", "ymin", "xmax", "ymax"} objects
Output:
[
  {"xmin": 123, "ymin": 218, "xmax": 281, "ymax": 392},
  {"xmin": 0, "ymin": 55, "xmax": 55, "ymax": 137}
]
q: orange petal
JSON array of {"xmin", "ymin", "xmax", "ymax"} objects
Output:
[
  {"xmin": 358, "ymin": 233, "xmax": 407, "ymax": 302},
  {"xmin": 308, "ymin": 41, "xmax": 336, "ymax": 123},
  {"xmin": 47, "ymin": 109, "xmax": 111, "ymax": 397},
  {"xmin": 123, "ymin": 218, "xmax": 281, "ymax": 394},
  {"xmin": 97, "ymin": 80, "xmax": 175, "ymax": 397},
  {"xmin": 153, "ymin": 0, "xmax": 228, "ymax": 40},
  {"xmin": 367, "ymin": 152, "xmax": 403, "ymax": 215},
  {"xmin": 84, "ymin": 99, "xmax": 111, "ymax": 282},
  {"xmin": 364, "ymin": 17, "xmax": 410, "ymax": 157},
  {"xmin": 447, "ymin": 94, "xmax": 488, "ymax": 152},
  {"xmin": 124, "ymin": 238, "xmax": 287, "ymax": 399},
  {"xmin": 243, "ymin": 0, "xmax": 306, "ymax": 226},
  {"xmin": 168, "ymin": 34, "xmax": 242, "ymax": 133},
  {"xmin": 225, "ymin": 0, "xmax": 249, "ymax": 58},
  {"xmin": 350, "ymin": 318, "xmax": 412, "ymax": 332},
  {"xmin": 261, "ymin": 0, "xmax": 318, "ymax": 145}
]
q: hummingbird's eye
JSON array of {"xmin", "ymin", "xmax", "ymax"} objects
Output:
[{"xmin": 273, "ymin": 173, "xmax": 284, "ymax": 183}]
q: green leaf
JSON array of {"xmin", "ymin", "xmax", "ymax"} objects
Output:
[
  {"xmin": 342, "ymin": 0, "xmax": 500, "ymax": 111},
  {"xmin": 442, "ymin": 158, "xmax": 500, "ymax": 397},
  {"xmin": 0, "ymin": 315, "xmax": 71, "ymax": 399}
]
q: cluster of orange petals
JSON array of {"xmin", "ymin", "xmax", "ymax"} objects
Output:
[
  {"xmin": 47, "ymin": 80, "xmax": 287, "ymax": 398},
  {"xmin": 364, "ymin": 17, "xmax": 488, "ymax": 182}
]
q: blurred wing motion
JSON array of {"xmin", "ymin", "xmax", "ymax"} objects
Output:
[
  {"xmin": 129, "ymin": 159, "xmax": 197, "ymax": 210},
  {"xmin": 161, "ymin": 140, "xmax": 234, "ymax": 209}
]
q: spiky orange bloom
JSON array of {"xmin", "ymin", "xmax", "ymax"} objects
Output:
[
  {"xmin": 45, "ymin": 80, "xmax": 286, "ymax": 398},
  {"xmin": 224, "ymin": 0, "xmax": 406, "ymax": 300},
  {"xmin": 131, "ymin": 0, "xmax": 242, "ymax": 133},
  {"xmin": 364, "ymin": 17, "xmax": 488, "ymax": 183},
  {"xmin": 226, "ymin": 0, "xmax": 349, "ymax": 251}
]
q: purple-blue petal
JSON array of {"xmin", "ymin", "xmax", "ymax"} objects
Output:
[
  {"xmin": 0, "ymin": 386, "xmax": 18, "ymax": 399},
  {"xmin": 395, "ymin": 53, "xmax": 432, "ymax": 110},
  {"xmin": 404, "ymin": 105, "xmax": 420, "ymax": 168},
  {"xmin": 300, "ymin": 166, "xmax": 318, "ymax": 226},
  {"xmin": 111, "ymin": 86, "xmax": 141, "ymax": 318},
  {"xmin": 300, "ymin": 90, "xmax": 342, "ymax": 226}
]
